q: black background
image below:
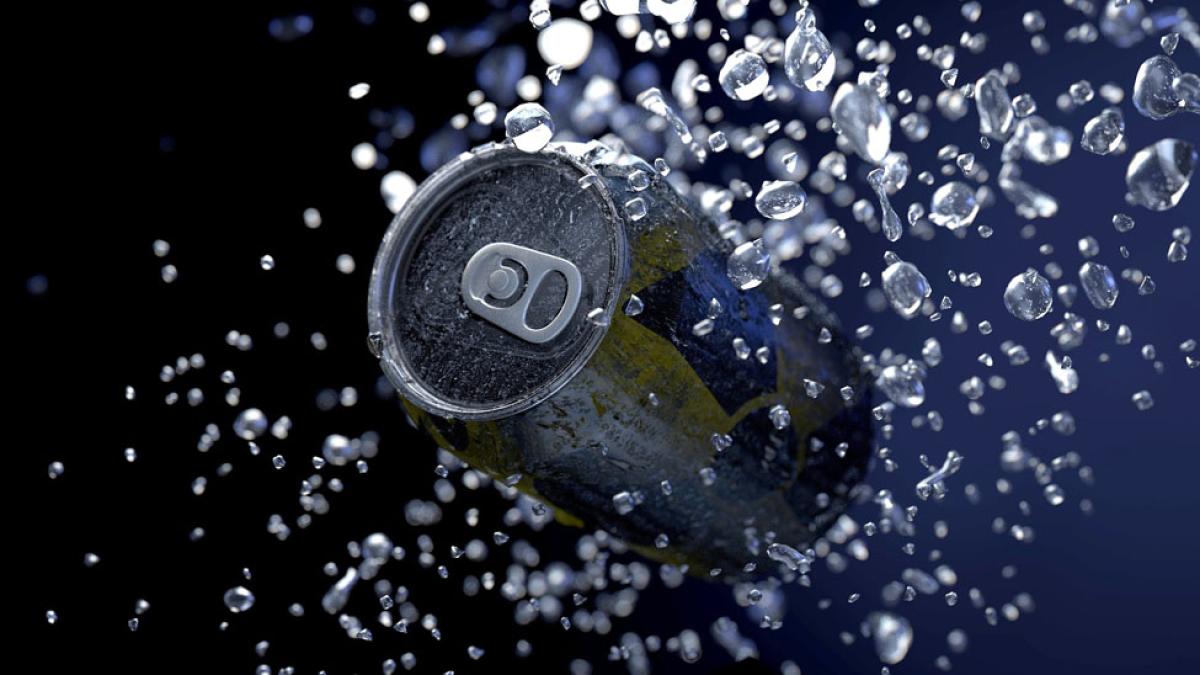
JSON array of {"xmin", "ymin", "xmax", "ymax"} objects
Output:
[{"xmin": 14, "ymin": 2, "xmax": 1200, "ymax": 674}]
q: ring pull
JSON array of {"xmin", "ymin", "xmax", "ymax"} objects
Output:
[{"xmin": 461, "ymin": 242, "xmax": 583, "ymax": 344}]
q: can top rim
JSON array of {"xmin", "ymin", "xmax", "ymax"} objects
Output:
[{"xmin": 367, "ymin": 142, "xmax": 628, "ymax": 421}]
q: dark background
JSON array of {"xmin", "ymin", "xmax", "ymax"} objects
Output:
[{"xmin": 13, "ymin": 1, "xmax": 1199, "ymax": 673}]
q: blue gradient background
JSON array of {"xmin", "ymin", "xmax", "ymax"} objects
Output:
[{"xmin": 587, "ymin": 2, "xmax": 1200, "ymax": 673}]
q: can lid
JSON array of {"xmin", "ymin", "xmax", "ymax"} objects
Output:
[{"xmin": 368, "ymin": 143, "xmax": 627, "ymax": 421}]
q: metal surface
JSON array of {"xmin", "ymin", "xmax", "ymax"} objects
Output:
[
  {"xmin": 370, "ymin": 139, "xmax": 873, "ymax": 578},
  {"xmin": 460, "ymin": 242, "xmax": 583, "ymax": 344},
  {"xmin": 368, "ymin": 143, "xmax": 627, "ymax": 421}
]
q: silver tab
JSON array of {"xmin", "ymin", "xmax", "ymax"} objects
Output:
[{"xmin": 461, "ymin": 242, "xmax": 582, "ymax": 344}]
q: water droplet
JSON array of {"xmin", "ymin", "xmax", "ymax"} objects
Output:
[
  {"xmin": 624, "ymin": 197, "xmax": 648, "ymax": 221},
  {"xmin": 768, "ymin": 404, "xmax": 791, "ymax": 430},
  {"xmin": 929, "ymin": 182, "xmax": 980, "ymax": 230},
  {"xmin": 999, "ymin": 163, "xmax": 1058, "ymax": 220},
  {"xmin": 1099, "ymin": 1, "xmax": 1145, "ymax": 47},
  {"xmin": 647, "ymin": 0, "xmax": 696, "ymax": 23},
  {"xmin": 1079, "ymin": 262, "xmax": 1119, "ymax": 310},
  {"xmin": 831, "ymin": 83, "xmax": 892, "ymax": 164},
  {"xmin": 718, "ymin": 49, "xmax": 768, "ymax": 101},
  {"xmin": 876, "ymin": 362, "xmax": 927, "ymax": 407},
  {"xmin": 731, "ymin": 337, "xmax": 751, "ymax": 360},
  {"xmin": 766, "ymin": 542, "xmax": 808, "ymax": 571},
  {"xmin": 783, "ymin": 10, "xmax": 836, "ymax": 92},
  {"xmin": 233, "ymin": 408, "xmax": 268, "ymax": 440},
  {"xmin": 381, "ymin": 171, "xmax": 416, "ymax": 214},
  {"xmin": 537, "ymin": 18, "xmax": 593, "ymax": 70},
  {"xmin": 1012, "ymin": 94, "xmax": 1037, "ymax": 120},
  {"xmin": 1010, "ymin": 116, "xmax": 1072, "ymax": 165},
  {"xmin": 869, "ymin": 169, "xmax": 903, "ymax": 242},
  {"xmin": 755, "ymin": 180, "xmax": 807, "ymax": 220},
  {"xmin": 1161, "ymin": 32, "xmax": 1180, "ymax": 55},
  {"xmin": 1168, "ymin": 240, "xmax": 1188, "ymax": 262},
  {"xmin": 1048, "ymin": 349, "xmax": 1078, "ymax": 393},
  {"xmin": 623, "ymin": 294, "xmax": 644, "ymax": 316},
  {"xmin": 1081, "ymin": 107, "xmax": 1125, "ymax": 156},
  {"xmin": 504, "ymin": 103, "xmax": 554, "ymax": 153},
  {"xmin": 1112, "ymin": 212, "xmax": 1136, "ymax": 233},
  {"xmin": 1125, "ymin": 138, "xmax": 1196, "ymax": 211},
  {"xmin": 976, "ymin": 70, "xmax": 1015, "ymax": 140},
  {"xmin": 1044, "ymin": 484, "xmax": 1066, "ymax": 506},
  {"xmin": 1133, "ymin": 55, "xmax": 1185, "ymax": 120},
  {"xmin": 1004, "ymin": 269, "xmax": 1054, "ymax": 321},
  {"xmin": 223, "ymin": 586, "xmax": 255, "ymax": 613},
  {"xmin": 882, "ymin": 261, "xmax": 931, "ymax": 318},
  {"xmin": 1132, "ymin": 389, "xmax": 1155, "ymax": 410},
  {"xmin": 636, "ymin": 87, "xmax": 693, "ymax": 144},
  {"xmin": 322, "ymin": 433, "xmax": 358, "ymax": 466},
  {"xmin": 726, "ymin": 239, "xmax": 770, "ymax": 290},
  {"xmin": 866, "ymin": 612, "xmax": 914, "ymax": 665}
]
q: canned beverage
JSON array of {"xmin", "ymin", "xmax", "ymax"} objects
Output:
[{"xmin": 367, "ymin": 140, "xmax": 872, "ymax": 577}]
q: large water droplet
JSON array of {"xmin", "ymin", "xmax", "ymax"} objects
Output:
[
  {"xmin": 381, "ymin": 171, "xmax": 417, "ymax": 214},
  {"xmin": 1132, "ymin": 55, "xmax": 1185, "ymax": 120},
  {"xmin": 233, "ymin": 408, "xmax": 268, "ymax": 440},
  {"xmin": 755, "ymin": 180, "xmax": 807, "ymax": 220},
  {"xmin": 876, "ymin": 362, "xmax": 926, "ymax": 407},
  {"xmin": 1004, "ymin": 269, "xmax": 1054, "ymax": 321},
  {"xmin": 647, "ymin": 0, "xmax": 696, "ymax": 24},
  {"xmin": 766, "ymin": 542, "xmax": 809, "ymax": 571},
  {"xmin": 976, "ymin": 70, "xmax": 1014, "ymax": 140},
  {"xmin": 1046, "ymin": 350, "xmax": 1079, "ymax": 394},
  {"xmin": 1010, "ymin": 116, "xmax": 1072, "ymax": 165},
  {"xmin": 718, "ymin": 50, "xmax": 768, "ymax": 101},
  {"xmin": 929, "ymin": 181, "xmax": 980, "ymax": 230},
  {"xmin": 999, "ymin": 163, "xmax": 1058, "ymax": 219},
  {"xmin": 537, "ymin": 18, "xmax": 594, "ymax": 70},
  {"xmin": 1124, "ymin": 138, "xmax": 1196, "ymax": 211},
  {"xmin": 505, "ymin": 103, "xmax": 555, "ymax": 153},
  {"xmin": 1099, "ymin": 0, "xmax": 1146, "ymax": 48},
  {"xmin": 878, "ymin": 152, "xmax": 911, "ymax": 193},
  {"xmin": 866, "ymin": 611, "xmax": 914, "ymax": 664},
  {"xmin": 1079, "ymin": 261, "xmax": 1119, "ymax": 310},
  {"xmin": 223, "ymin": 586, "xmax": 256, "ymax": 613},
  {"xmin": 598, "ymin": 0, "xmax": 645, "ymax": 16},
  {"xmin": 1080, "ymin": 107, "xmax": 1125, "ymax": 156},
  {"xmin": 726, "ymin": 239, "xmax": 770, "ymax": 290},
  {"xmin": 830, "ymin": 82, "xmax": 891, "ymax": 164},
  {"xmin": 881, "ymin": 260, "xmax": 931, "ymax": 318},
  {"xmin": 783, "ymin": 10, "xmax": 836, "ymax": 92}
]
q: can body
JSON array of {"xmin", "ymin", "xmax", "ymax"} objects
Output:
[{"xmin": 368, "ymin": 140, "xmax": 871, "ymax": 577}]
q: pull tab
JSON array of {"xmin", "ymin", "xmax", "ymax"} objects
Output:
[{"xmin": 461, "ymin": 242, "xmax": 583, "ymax": 344}]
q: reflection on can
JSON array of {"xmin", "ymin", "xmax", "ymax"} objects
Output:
[{"xmin": 368, "ymin": 140, "xmax": 872, "ymax": 578}]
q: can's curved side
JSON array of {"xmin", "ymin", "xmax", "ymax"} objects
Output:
[{"xmin": 397, "ymin": 143, "xmax": 872, "ymax": 577}]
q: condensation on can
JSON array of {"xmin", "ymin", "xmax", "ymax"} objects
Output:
[{"xmin": 368, "ymin": 140, "xmax": 872, "ymax": 578}]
